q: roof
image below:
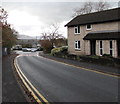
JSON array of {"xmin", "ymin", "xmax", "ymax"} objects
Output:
[
  {"xmin": 83, "ymin": 30, "xmax": 120, "ymax": 40},
  {"xmin": 65, "ymin": 8, "xmax": 120, "ymax": 27}
]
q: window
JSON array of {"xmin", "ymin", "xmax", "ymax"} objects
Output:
[
  {"xmin": 86, "ymin": 24, "xmax": 92, "ymax": 30},
  {"xmin": 75, "ymin": 41, "xmax": 81, "ymax": 50},
  {"xmin": 74, "ymin": 26, "xmax": 80, "ymax": 34},
  {"xmin": 110, "ymin": 40, "xmax": 113, "ymax": 56},
  {"xmin": 99, "ymin": 41, "xmax": 103, "ymax": 56}
]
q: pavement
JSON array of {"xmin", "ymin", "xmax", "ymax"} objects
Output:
[
  {"xmin": 0, "ymin": 46, "xmax": 2, "ymax": 103},
  {"xmin": 39, "ymin": 51, "xmax": 120, "ymax": 77},
  {"xmin": 2, "ymin": 54, "xmax": 28, "ymax": 103},
  {"xmin": 16, "ymin": 53, "xmax": 119, "ymax": 103}
]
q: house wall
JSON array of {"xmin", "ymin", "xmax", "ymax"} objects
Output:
[{"xmin": 68, "ymin": 21, "xmax": 119, "ymax": 57}]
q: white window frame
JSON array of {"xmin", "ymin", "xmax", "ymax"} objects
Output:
[
  {"xmin": 75, "ymin": 41, "xmax": 81, "ymax": 50},
  {"xmin": 74, "ymin": 26, "xmax": 80, "ymax": 34},
  {"xmin": 99, "ymin": 40, "xmax": 103, "ymax": 56},
  {"xmin": 86, "ymin": 24, "xmax": 92, "ymax": 30},
  {"xmin": 109, "ymin": 40, "xmax": 113, "ymax": 56}
]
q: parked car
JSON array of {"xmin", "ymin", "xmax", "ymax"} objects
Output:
[
  {"xmin": 31, "ymin": 48, "xmax": 40, "ymax": 52},
  {"xmin": 22, "ymin": 48, "xmax": 31, "ymax": 52}
]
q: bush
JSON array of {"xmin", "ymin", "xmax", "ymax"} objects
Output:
[
  {"xmin": 51, "ymin": 47, "xmax": 61, "ymax": 55},
  {"xmin": 60, "ymin": 46, "xmax": 68, "ymax": 54},
  {"xmin": 67, "ymin": 54, "xmax": 77, "ymax": 60},
  {"xmin": 102, "ymin": 54, "xmax": 112, "ymax": 58},
  {"xmin": 88, "ymin": 55, "xmax": 100, "ymax": 59},
  {"xmin": 43, "ymin": 47, "xmax": 53, "ymax": 53},
  {"xmin": 39, "ymin": 47, "xmax": 43, "ymax": 51},
  {"xmin": 51, "ymin": 46, "xmax": 68, "ymax": 57}
]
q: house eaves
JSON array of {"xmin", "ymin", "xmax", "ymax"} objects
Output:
[{"xmin": 65, "ymin": 7, "xmax": 120, "ymax": 27}]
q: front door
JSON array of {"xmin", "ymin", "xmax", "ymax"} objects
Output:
[
  {"xmin": 90, "ymin": 40, "xmax": 96, "ymax": 55},
  {"xmin": 117, "ymin": 40, "xmax": 120, "ymax": 57}
]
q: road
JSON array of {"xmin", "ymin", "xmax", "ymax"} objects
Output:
[{"xmin": 16, "ymin": 51, "xmax": 118, "ymax": 102}]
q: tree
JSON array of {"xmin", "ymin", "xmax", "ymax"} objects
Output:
[
  {"xmin": 48, "ymin": 24, "xmax": 64, "ymax": 47},
  {"xmin": 95, "ymin": 1, "xmax": 110, "ymax": 12},
  {"xmin": 40, "ymin": 23, "xmax": 65, "ymax": 53},
  {"xmin": 72, "ymin": 1, "xmax": 110, "ymax": 17},
  {"xmin": 1, "ymin": 7, "xmax": 17, "ymax": 48},
  {"xmin": 0, "ymin": 6, "xmax": 8, "ymax": 24},
  {"xmin": 54, "ymin": 38, "xmax": 67, "ymax": 47},
  {"xmin": 0, "ymin": 6, "xmax": 8, "ymax": 45},
  {"xmin": 73, "ymin": 2, "xmax": 93, "ymax": 16},
  {"xmin": 40, "ymin": 39, "xmax": 53, "ymax": 53},
  {"xmin": 2, "ymin": 23, "xmax": 17, "ymax": 48}
]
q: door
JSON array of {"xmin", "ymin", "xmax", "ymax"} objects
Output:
[
  {"xmin": 90, "ymin": 40, "xmax": 96, "ymax": 55},
  {"xmin": 117, "ymin": 40, "xmax": 120, "ymax": 57}
]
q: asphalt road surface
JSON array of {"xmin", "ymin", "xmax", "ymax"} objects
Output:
[{"xmin": 16, "ymin": 52, "xmax": 118, "ymax": 102}]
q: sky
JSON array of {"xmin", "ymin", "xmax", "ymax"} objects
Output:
[{"xmin": 2, "ymin": 0, "xmax": 120, "ymax": 38}]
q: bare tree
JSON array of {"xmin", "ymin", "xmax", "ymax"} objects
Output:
[
  {"xmin": 40, "ymin": 32, "xmax": 49, "ymax": 40},
  {"xmin": 41, "ymin": 23, "xmax": 64, "ymax": 45},
  {"xmin": 95, "ymin": 1, "xmax": 110, "ymax": 12},
  {"xmin": 73, "ymin": 1, "xmax": 110, "ymax": 17},
  {"xmin": 40, "ymin": 23, "xmax": 65, "ymax": 53},
  {"xmin": 73, "ymin": 2, "xmax": 93, "ymax": 17},
  {"xmin": 48, "ymin": 24, "xmax": 64, "ymax": 45}
]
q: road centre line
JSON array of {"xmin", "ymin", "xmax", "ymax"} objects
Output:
[
  {"xmin": 38, "ymin": 56, "xmax": 119, "ymax": 78},
  {"xmin": 14, "ymin": 56, "xmax": 50, "ymax": 104}
]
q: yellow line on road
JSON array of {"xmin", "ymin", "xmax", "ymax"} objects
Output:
[
  {"xmin": 40, "ymin": 56, "xmax": 120, "ymax": 78},
  {"xmin": 18, "ymin": 65, "xmax": 49, "ymax": 103},
  {"xmin": 14, "ymin": 59, "xmax": 42, "ymax": 103},
  {"xmin": 67, "ymin": 64, "xmax": 120, "ymax": 78},
  {"xmin": 14, "ymin": 57, "xmax": 50, "ymax": 104}
]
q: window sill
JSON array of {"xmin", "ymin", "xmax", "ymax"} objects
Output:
[
  {"xmin": 75, "ymin": 49, "xmax": 81, "ymax": 51},
  {"xmin": 86, "ymin": 29, "xmax": 92, "ymax": 31},
  {"xmin": 74, "ymin": 33, "xmax": 80, "ymax": 35}
]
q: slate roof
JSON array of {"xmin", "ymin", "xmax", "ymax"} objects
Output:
[
  {"xmin": 83, "ymin": 30, "xmax": 120, "ymax": 40},
  {"xmin": 65, "ymin": 8, "xmax": 120, "ymax": 27}
]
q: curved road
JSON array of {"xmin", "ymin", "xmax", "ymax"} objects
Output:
[{"xmin": 16, "ymin": 52, "xmax": 118, "ymax": 102}]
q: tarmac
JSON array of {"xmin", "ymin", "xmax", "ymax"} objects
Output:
[{"xmin": 39, "ymin": 51, "xmax": 120, "ymax": 77}]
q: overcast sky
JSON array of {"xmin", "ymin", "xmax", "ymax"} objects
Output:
[{"xmin": 2, "ymin": 0, "xmax": 119, "ymax": 38}]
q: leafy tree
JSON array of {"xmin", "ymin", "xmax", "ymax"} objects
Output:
[
  {"xmin": 2, "ymin": 23, "xmax": 17, "ymax": 48},
  {"xmin": 1, "ymin": 7, "xmax": 17, "ymax": 48}
]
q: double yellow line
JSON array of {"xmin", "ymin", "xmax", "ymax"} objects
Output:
[
  {"xmin": 14, "ymin": 55, "xmax": 119, "ymax": 104},
  {"xmin": 41, "ymin": 56, "xmax": 120, "ymax": 78},
  {"xmin": 14, "ymin": 56, "xmax": 50, "ymax": 104}
]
